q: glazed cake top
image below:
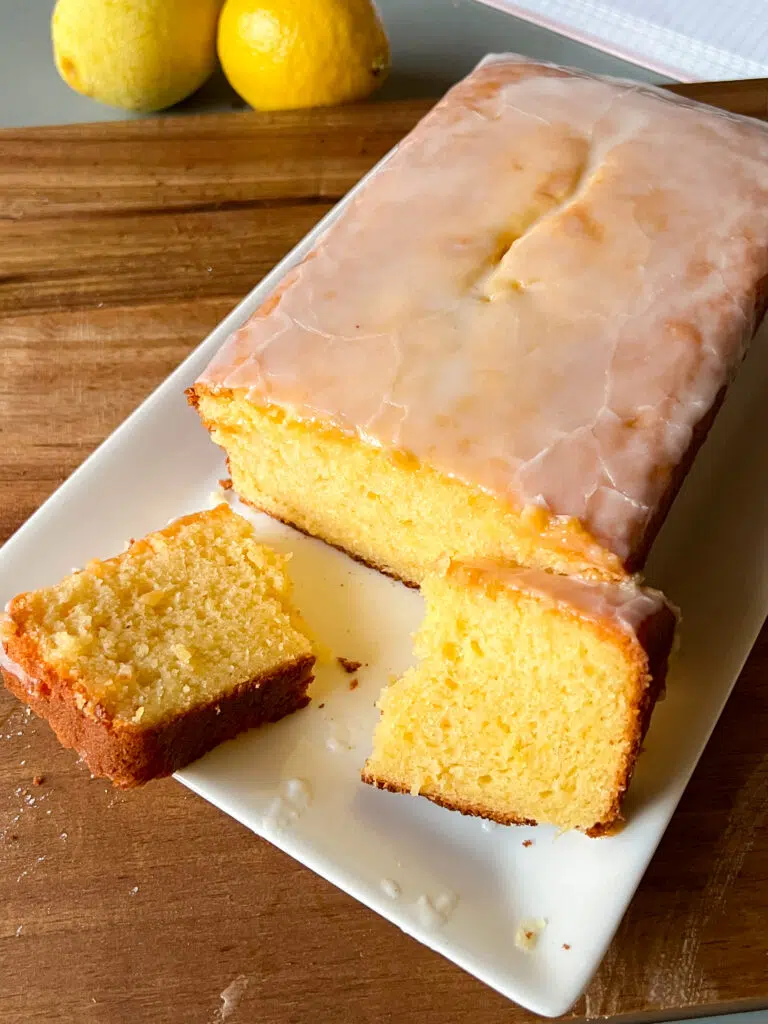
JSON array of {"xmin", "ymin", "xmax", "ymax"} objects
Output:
[
  {"xmin": 199, "ymin": 55, "xmax": 768, "ymax": 565},
  {"xmin": 449, "ymin": 559, "xmax": 675, "ymax": 639}
]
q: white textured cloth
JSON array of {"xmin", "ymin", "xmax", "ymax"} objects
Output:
[{"xmin": 477, "ymin": 0, "xmax": 768, "ymax": 81}]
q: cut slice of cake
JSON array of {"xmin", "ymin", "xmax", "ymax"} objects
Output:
[
  {"xmin": 189, "ymin": 55, "xmax": 768, "ymax": 587},
  {"xmin": 362, "ymin": 561, "xmax": 676, "ymax": 834},
  {"xmin": 0, "ymin": 505, "xmax": 315, "ymax": 786}
]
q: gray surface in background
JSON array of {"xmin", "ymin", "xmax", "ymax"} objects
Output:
[
  {"xmin": 0, "ymin": 0, "xmax": 667, "ymax": 129},
  {"xmin": 0, "ymin": 4, "xmax": 764, "ymax": 1024}
]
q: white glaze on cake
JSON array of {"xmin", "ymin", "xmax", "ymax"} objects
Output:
[
  {"xmin": 0, "ymin": 644, "xmax": 29, "ymax": 688},
  {"xmin": 0, "ymin": 619, "xmax": 37, "ymax": 694},
  {"xmin": 450, "ymin": 559, "xmax": 676, "ymax": 638},
  {"xmin": 199, "ymin": 56, "xmax": 768, "ymax": 563}
]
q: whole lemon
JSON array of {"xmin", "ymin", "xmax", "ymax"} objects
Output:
[
  {"xmin": 52, "ymin": 0, "xmax": 224, "ymax": 113},
  {"xmin": 217, "ymin": 0, "xmax": 390, "ymax": 112}
]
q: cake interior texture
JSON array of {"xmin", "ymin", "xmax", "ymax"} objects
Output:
[
  {"xmin": 2, "ymin": 505, "xmax": 313, "ymax": 729},
  {"xmin": 192, "ymin": 391, "xmax": 625, "ymax": 586},
  {"xmin": 362, "ymin": 564, "xmax": 675, "ymax": 833}
]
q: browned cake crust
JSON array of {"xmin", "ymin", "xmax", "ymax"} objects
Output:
[
  {"xmin": 1, "ymin": 630, "xmax": 314, "ymax": 787},
  {"xmin": 362, "ymin": 601, "xmax": 677, "ymax": 837},
  {"xmin": 587, "ymin": 599, "xmax": 677, "ymax": 834},
  {"xmin": 359, "ymin": 773, "xmax": 538, "ymax": 828}
]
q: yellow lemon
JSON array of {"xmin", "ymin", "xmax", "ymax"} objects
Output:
[
  {"xmin": 217, "ymin": 0, "xmax": 390, "ymax": 112},
  {"xmin": 52, "ymin": 0, "xmax": 224, "ymax": 113}
]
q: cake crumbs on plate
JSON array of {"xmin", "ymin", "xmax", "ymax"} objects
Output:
[
  {"xmin": 337, "ymin": 657, "xmax": 363, "ymax": 674},
  {"xmin": 415, "ymin": 891, "xmax": 458, "ymax": 929},
  {"xmin": 349, "ymin": 678, "xmax": 359, "ymax": 691},
  {"xmin": 218, "ymin": 478, "xmax": 233, "ymax": 490},
  {"xmin": 380, "ymin": 878, "xmax": 401, "ymax": 900},
  {"xmin": 317, "ymin": 702, "xmax": 325, "ymax": 709},
  {"xmin": 522, "ymin": 838, "xmax": 533, "ymax": 847},
  {"xmin": 515, "ymin": 918, "xmax": 547, "ymax": 952},
  {"xmin": 562, "ymin": 943, "xmax": 571, "ymax": 950}
]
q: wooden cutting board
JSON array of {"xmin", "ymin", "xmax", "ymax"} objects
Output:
[{"xmin": 1, "ymin": 82, "xmax": 767, "ymax": 1024}]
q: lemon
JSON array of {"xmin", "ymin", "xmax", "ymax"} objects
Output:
[
  {"xmin": 217, "ymin": 0, "xmax": 390, "ymax": 112},
  {"xmin": 52, "ymin": 0, "xmax": 224, "ymax": 113}
]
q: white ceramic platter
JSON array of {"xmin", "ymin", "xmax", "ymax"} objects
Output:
[{"xmin": 2, "ymin": 157, "xmax": 768, "ymax": 1017}]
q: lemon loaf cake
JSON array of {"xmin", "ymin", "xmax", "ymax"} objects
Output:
[
  {"xmin": 190, "ymin": 55, "xmax": 768, "ymax": 586},
  {"xmin": 0, "ymin": 506, "xmax": 314, "ymax": 786},
  {"xmin": 362, "ymin": 561, "xmax": 676, "ymax": 834}
]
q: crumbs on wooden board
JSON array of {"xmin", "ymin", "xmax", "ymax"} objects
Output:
[{"xmin": 214, "ymin": 974, "xmax": 249, "ymax": 1022}]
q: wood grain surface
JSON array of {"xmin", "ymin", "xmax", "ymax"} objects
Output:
[{"xmin": 1, "ymin": 86, "xmax": 768, "ymax": 1024}]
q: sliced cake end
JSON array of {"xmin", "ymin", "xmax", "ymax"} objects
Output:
[
  {"xmin": 362, "ymin": 560, "xmax": 676, "ymax": 834},
  {"xmin": 189, "ymin": 386, "xmax": 625, "ymax": 587},
  {"xmin": 1, "ymin": 505, "xmax": 315, "ymax": 786}
]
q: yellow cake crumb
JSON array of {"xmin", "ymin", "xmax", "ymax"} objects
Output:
[
  {"xmin": 363, "ymin": 563, "xmax": 669, "ymax": 833},
  {"xmin": 515, "ymin": 918, "xmax": 547, "ymax": 952},
  {"xmin": 193, "ymin": 391, "xmax": 625, "ymax": 586},
  {"xmin": 5, "ymin": 505, "xmax": 313, "ymax": 728}
]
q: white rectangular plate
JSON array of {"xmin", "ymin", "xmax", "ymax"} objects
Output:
[{"xmin": 2, "ymin": 166, "xmax": 768, "ymax": 1017}]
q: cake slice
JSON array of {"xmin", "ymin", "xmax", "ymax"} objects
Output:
[
  {"xmin": 190, "ymin": 55, "xmax": 768, "ymax": 587},
  {"xmin": 0, "ymin": 505, "xmax": 314, "ymax": 786},
  {"xmin": 362, "ymin": 561, "xmax": 676, "ymax": 834}
]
